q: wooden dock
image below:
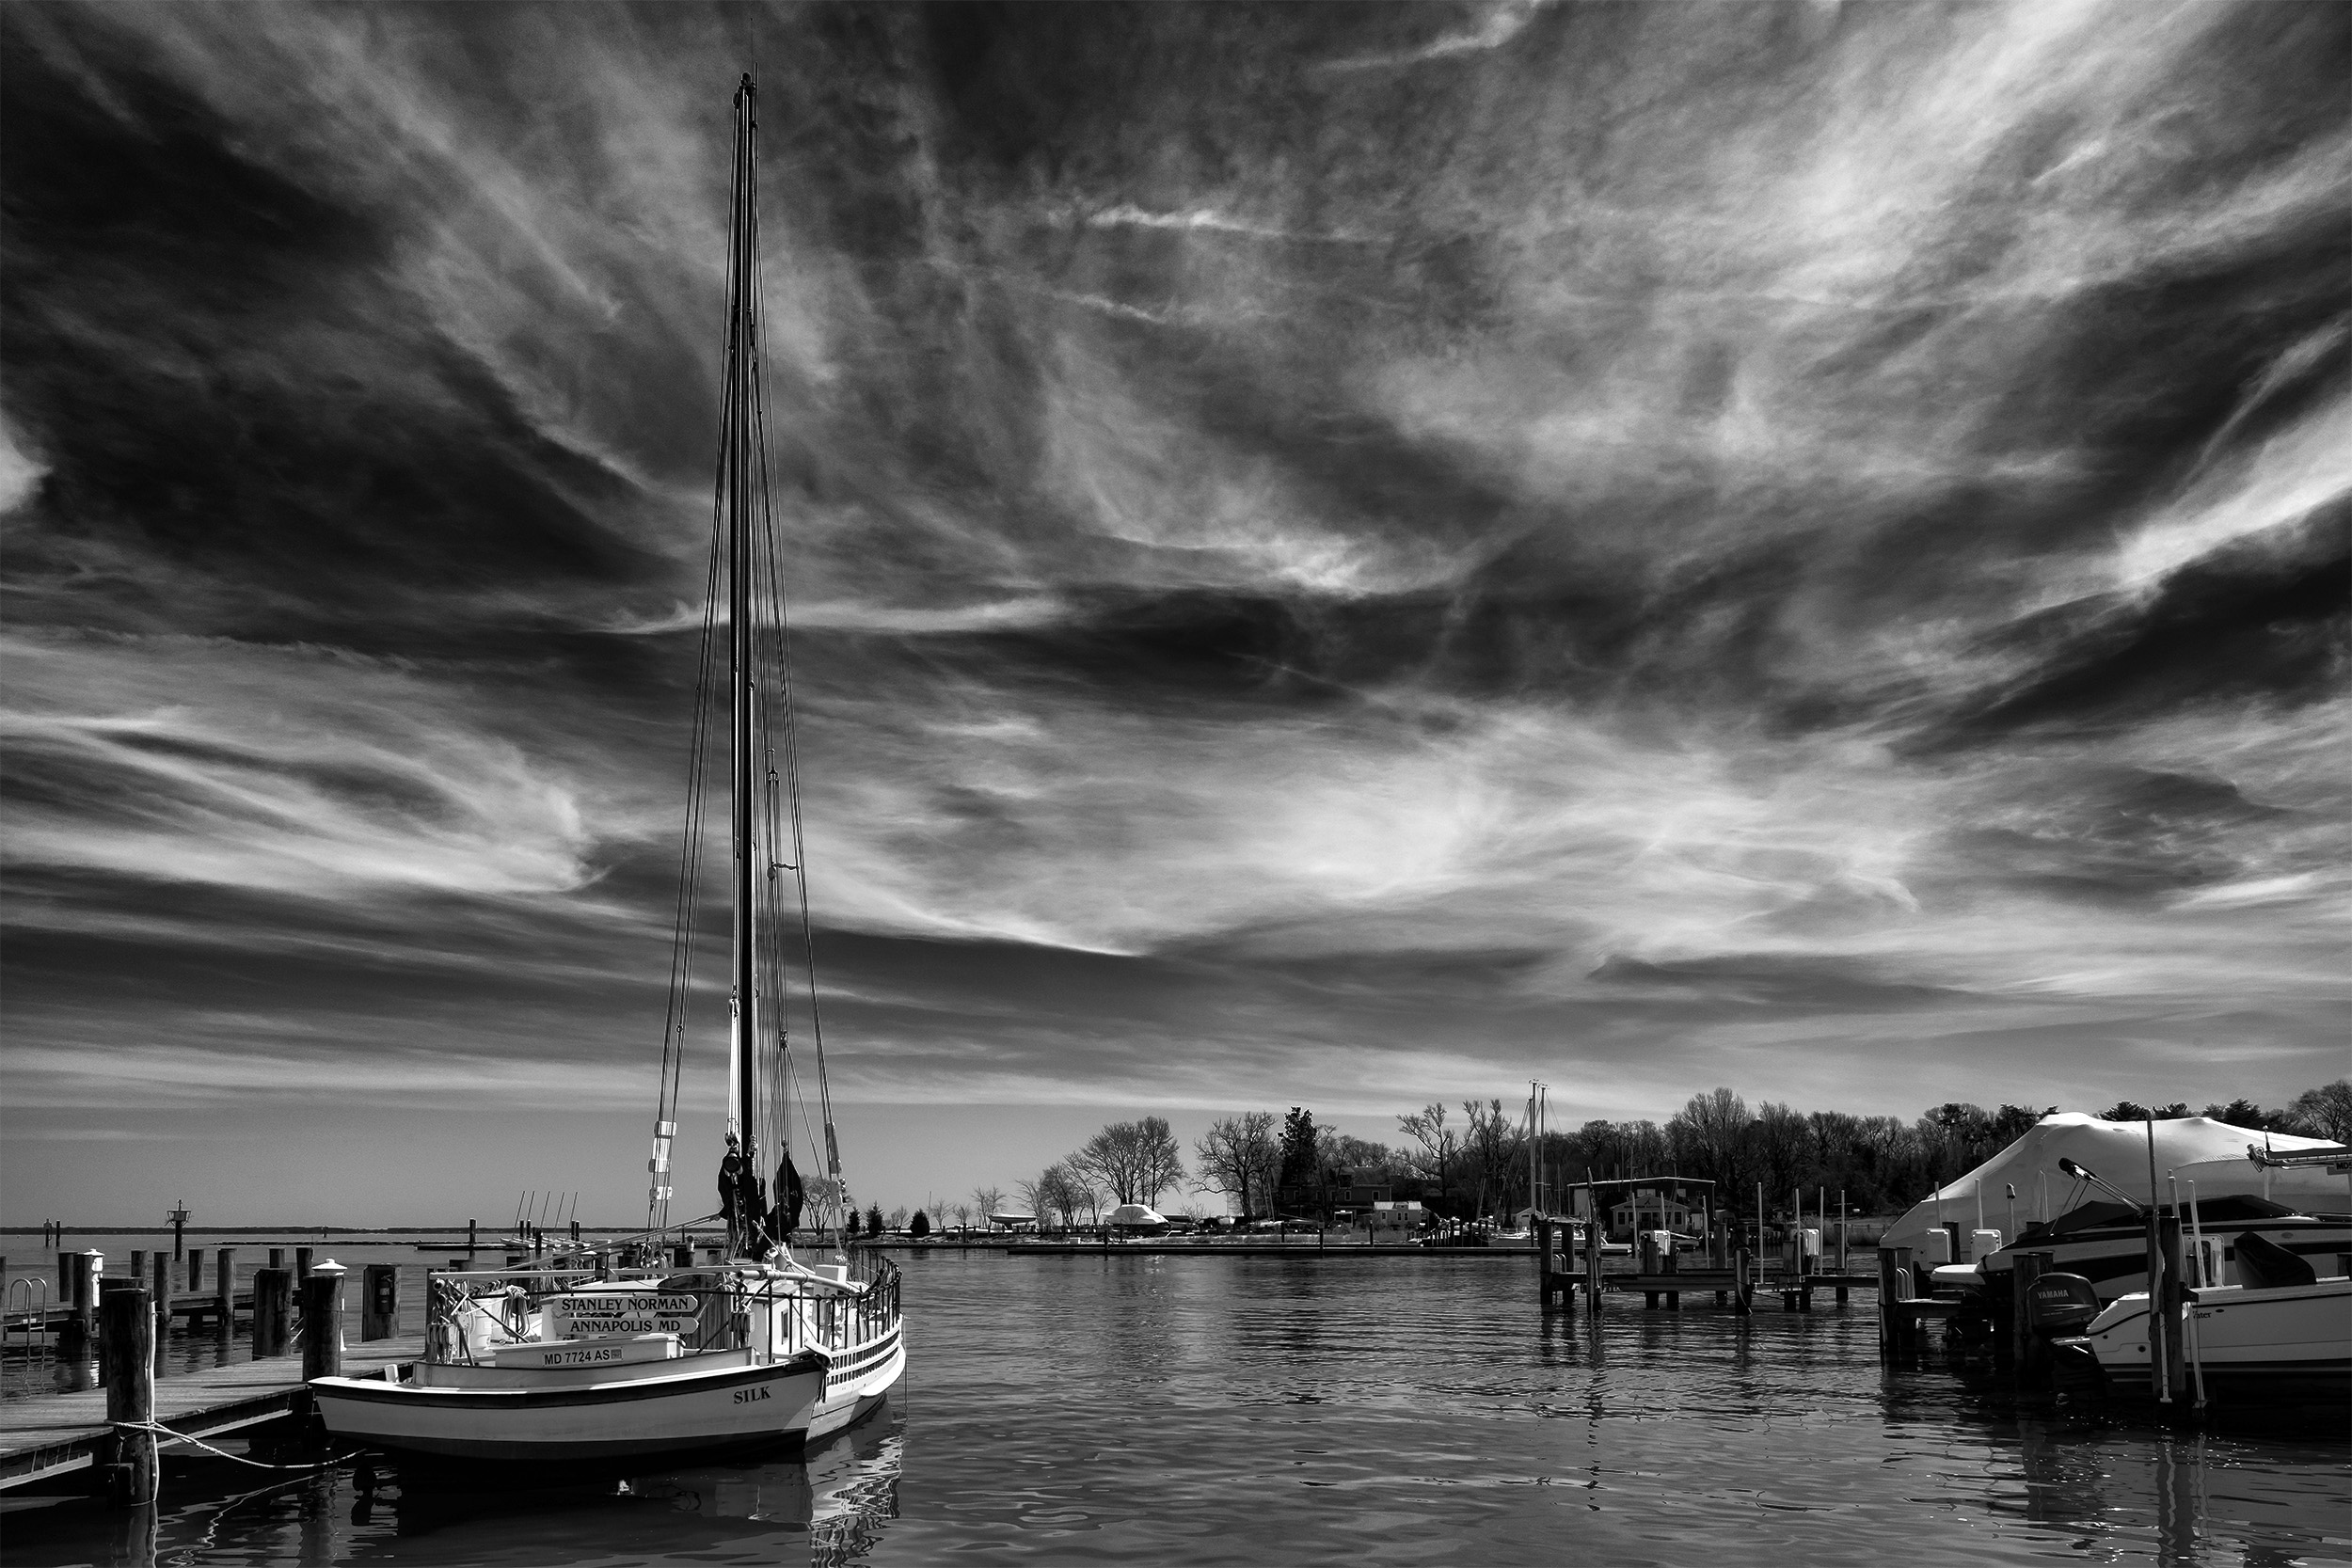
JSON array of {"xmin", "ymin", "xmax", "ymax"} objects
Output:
[
  {"xmin": 1003, "ymin": 1241, "xmax": 1523, "ymax": 1258},
  {"xmin": 1603, "ymin": 1268, "xmax": 1874, "ymax": 1308},
  {"xmin": 7, "ymin": 1291, "xmax": 258, "ymax": 1332},
  {"xmin": 0, "ymin": 1332, "xmax": 422, "ymax": 1492}
]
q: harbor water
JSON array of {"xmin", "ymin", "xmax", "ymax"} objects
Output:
[{"xmin": 5, "ymin": 1243, "xmax": 2346, "ymax": 1565}]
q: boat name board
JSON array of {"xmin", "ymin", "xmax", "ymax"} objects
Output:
[{"xmin": 546, "ymin": 1296, "xmax": 702, "ymax": 1338}]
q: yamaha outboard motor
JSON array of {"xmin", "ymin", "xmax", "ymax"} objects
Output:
[{"xmin": 2025, "ymin": 1272, "xmax": 2102, "ymax": 1338}]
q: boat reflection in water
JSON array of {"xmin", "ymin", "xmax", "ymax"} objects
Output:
[
  {"xmin": 618, "ymin": 1408, "xmax": 903, "ymax": 1563},
  {"xmin": 1986, "ymin": 1416, "xmax": 2343, "ymax": 1567},
  {"xmin": 351, "ymin": 1394, "xmax": 902, "ymax": 1566}
]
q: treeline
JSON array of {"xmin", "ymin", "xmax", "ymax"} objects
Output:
[
  {"xmin": 1000, "ymin": 1079, "xmax": 2349, "ymax": 1227},
  {"xmin": 1017, "ymin": 1117, "xmax": 1188, "ymax": 1227}
]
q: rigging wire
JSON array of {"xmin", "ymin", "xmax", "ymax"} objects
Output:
[
  {"xmin": 648, "ymin": 83, "xmax": 752, "ymax": 1238},
  {"xmin": 747, "ymin": 181, "xmax": 848, "ymax": 1241}
]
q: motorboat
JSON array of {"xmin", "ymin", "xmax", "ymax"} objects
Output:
[
  {"xmin": 1979, "ymin": 1195, "xmax": 2351, "ymax": 1301},
  {"xmin": 2056, "ymin": 1232, "xmax": 2349, "ymax": 1411}
]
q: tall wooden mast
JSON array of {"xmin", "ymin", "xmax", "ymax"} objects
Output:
[{"xmin": 726, "ymin": 74, "xmax": 760, "ymax": 1169}]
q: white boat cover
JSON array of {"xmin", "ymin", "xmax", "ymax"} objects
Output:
[
  {"xmin": 2173, "ymin": 1152, "xmax": 2352, "ymax": 1217},
  {"xmin": 1884, "ymin": 1113, "xmax": 2340, "ymax": 1256},
  {"xmin": 1104, "ymin": 1203, "xmax": 1168, "ymax": 1228}
]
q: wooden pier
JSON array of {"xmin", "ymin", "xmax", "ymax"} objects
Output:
[
  {"xmin": 0, "ymin": 1333, "xmax": 422, "ymax": 1492},
  {"xmin": 1532, "ymin": 1218, "xmax": 1875, "ymax": 1314},
  {"xmin": 1, "ymin": 1264, "xmax": 413, "ymax": 1497}
]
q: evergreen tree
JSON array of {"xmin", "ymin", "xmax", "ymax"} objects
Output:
[
  {"xmin": 910, "ymin": 1209, "xmax": 931, "ymax": 1238},
  {"xmin": 866, "ymin": 1202, "xmax": 886, "ymax": 1236},
  {"xmin": 1278, "ymin": 1107, "xmax": 1318, "ymax": 1190}
]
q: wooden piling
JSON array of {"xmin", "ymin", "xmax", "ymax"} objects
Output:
[
  {"xmin": 1733, "ymin": 1248, "xmax": 1752, "ymax": 1315},
  {"xmin": 468, "ymin": 1218, "xmax": 478, "ymax": 1256},
  {"xmin": 302, "ymin": 1269, "xmax": 343, "ymax": 1382},
  {"xmin": 150, "ymin": 1253, "xmax": 170, "ymax": 1372},
  {"xmin": 102, "ymin": 1286, "xmax": 155, "ymax": 1506},
  {"xmin": 1890, "ymin": 1246, "xmax": 1916, "ymax": 1351},
  {"xmin": 360, "ymin": 1263, "xmax": 399, "ymax": 1341},
  {"xmin": 293, "ymin": 1247, "xmax": 314, "ymax": 1340},
  {"xmin": 252, "ymin": 1268, "xmax": 293, "ymax": 1358},
  {"xmin": 1877, "ymin": 1246, "xmax": 1896, "ymax": 1355},
  {"xmin": 2157, "ymin": 1214, "xmax": 2186, "ymax": 1404},
  {"xmin": 60, "ymin": 1252, "xmax": 99, "ymax": 1363},
  {"xmin": 187, "ymin": 1249, "xmax": 204, "ymax": 1294},
  {"xmin": 1583, "ymin": 1188, "xmax": 1604, "ymax": 1317},
  {"xmin": 213, "ymin": 1248, "xmax": 234, "ymax": 1336},
  {"xmin": 268, "ymin": 1249, "xmax": 284, "ymax": 1271}
]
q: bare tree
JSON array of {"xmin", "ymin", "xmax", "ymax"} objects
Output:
[
  {"xmin": 2289, "ymin": 1079, "xmax": 2352, "ymax": 1142},
  {"xmin": 972, "ymin": 1185, "xmax": 1006, "ymax": 1227},
  {"xmin": 1669, "ymin": 1087, "xmax": 1750, "ymax": 1194},
  {"xmin": 1193, "ymin": 1111, "xmax": 1277, "ymax": 1217},
  {"xmin": 1069, "ymin": 1117, "xmax": 1186, "ymax": 1207},
  {"xmin": 1745, "ymin": 1102, "xmax": 1813, "ymax": 1210},
  {"xmin": 951, "ymin": 1201, "xmax": 973, "ymax": 1235},
  {"xmin": 1027, "ymin": 1163, "xmax": 1094, "ymax": 1229},
  {"xmin": 1013, "ymin": 1175, "xmax": 1048, "ymax": 1227},
  {"xmin": 1136, "ymin": 1118, "xmax": 1186, "ymax": 1207},
  {"xmin": 1462, "ymin": 1099, "xmax": 1522, "ymax": 1220},
  {"xmin": 1397, "ymin": 1102, "xmax": 1462, "ymax": 1205}
]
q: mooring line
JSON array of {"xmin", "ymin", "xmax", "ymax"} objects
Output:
[{"xmin": 113, "ymin": 1418, "xmax": 361, "ymax": 1473}]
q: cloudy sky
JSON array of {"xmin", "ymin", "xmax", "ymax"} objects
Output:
[{"xmin": 4, "ymin": 1, "xmax": 2344, "ymax": 1225}]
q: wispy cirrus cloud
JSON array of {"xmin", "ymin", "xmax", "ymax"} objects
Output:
[
  {"xmin": 1, "ymin": 1, "xmax": 2344, "ymax": 1221},
  {"xmin": 0, "ymin": 630, "xmax": 607, "ymax": 899}
]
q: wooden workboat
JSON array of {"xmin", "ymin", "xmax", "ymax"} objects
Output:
[
  {"xmin": 310, "ymin": 1259, "xmax": 902, "ymax": 1463},
  {"xmin": 313, "ymin": 71, "xmax": 906, "ymax": 1466}
]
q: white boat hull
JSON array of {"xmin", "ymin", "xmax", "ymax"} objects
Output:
[
  {"xmin": 1983, "ymin": 1203, "xmax": 2350, "ymax": 1302},
  {"xmin": 324, "ymin": 1255, "xmax": 907, "ymax": 1465},
  {"xmin": 312, "ymin": 1352, "xmax": 832, "ymax": 1465},
  {"xmin": 2074, "ymin": 1276, "xmax": 2351, "ymax": 1406}
]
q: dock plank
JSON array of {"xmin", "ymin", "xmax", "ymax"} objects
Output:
[{"xmin": 0, "ymin": 1332, "xmax": 422, "ymax": 1490}]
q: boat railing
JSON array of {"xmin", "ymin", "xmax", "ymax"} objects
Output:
[{"xmin": 422, "ymin": 1264, "xmax": 899, "ymax": 1367}]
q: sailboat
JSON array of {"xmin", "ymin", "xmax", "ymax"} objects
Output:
[{"xmin": 310, "ymin": 74, "xmax": 906, "ymax": 1465}]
